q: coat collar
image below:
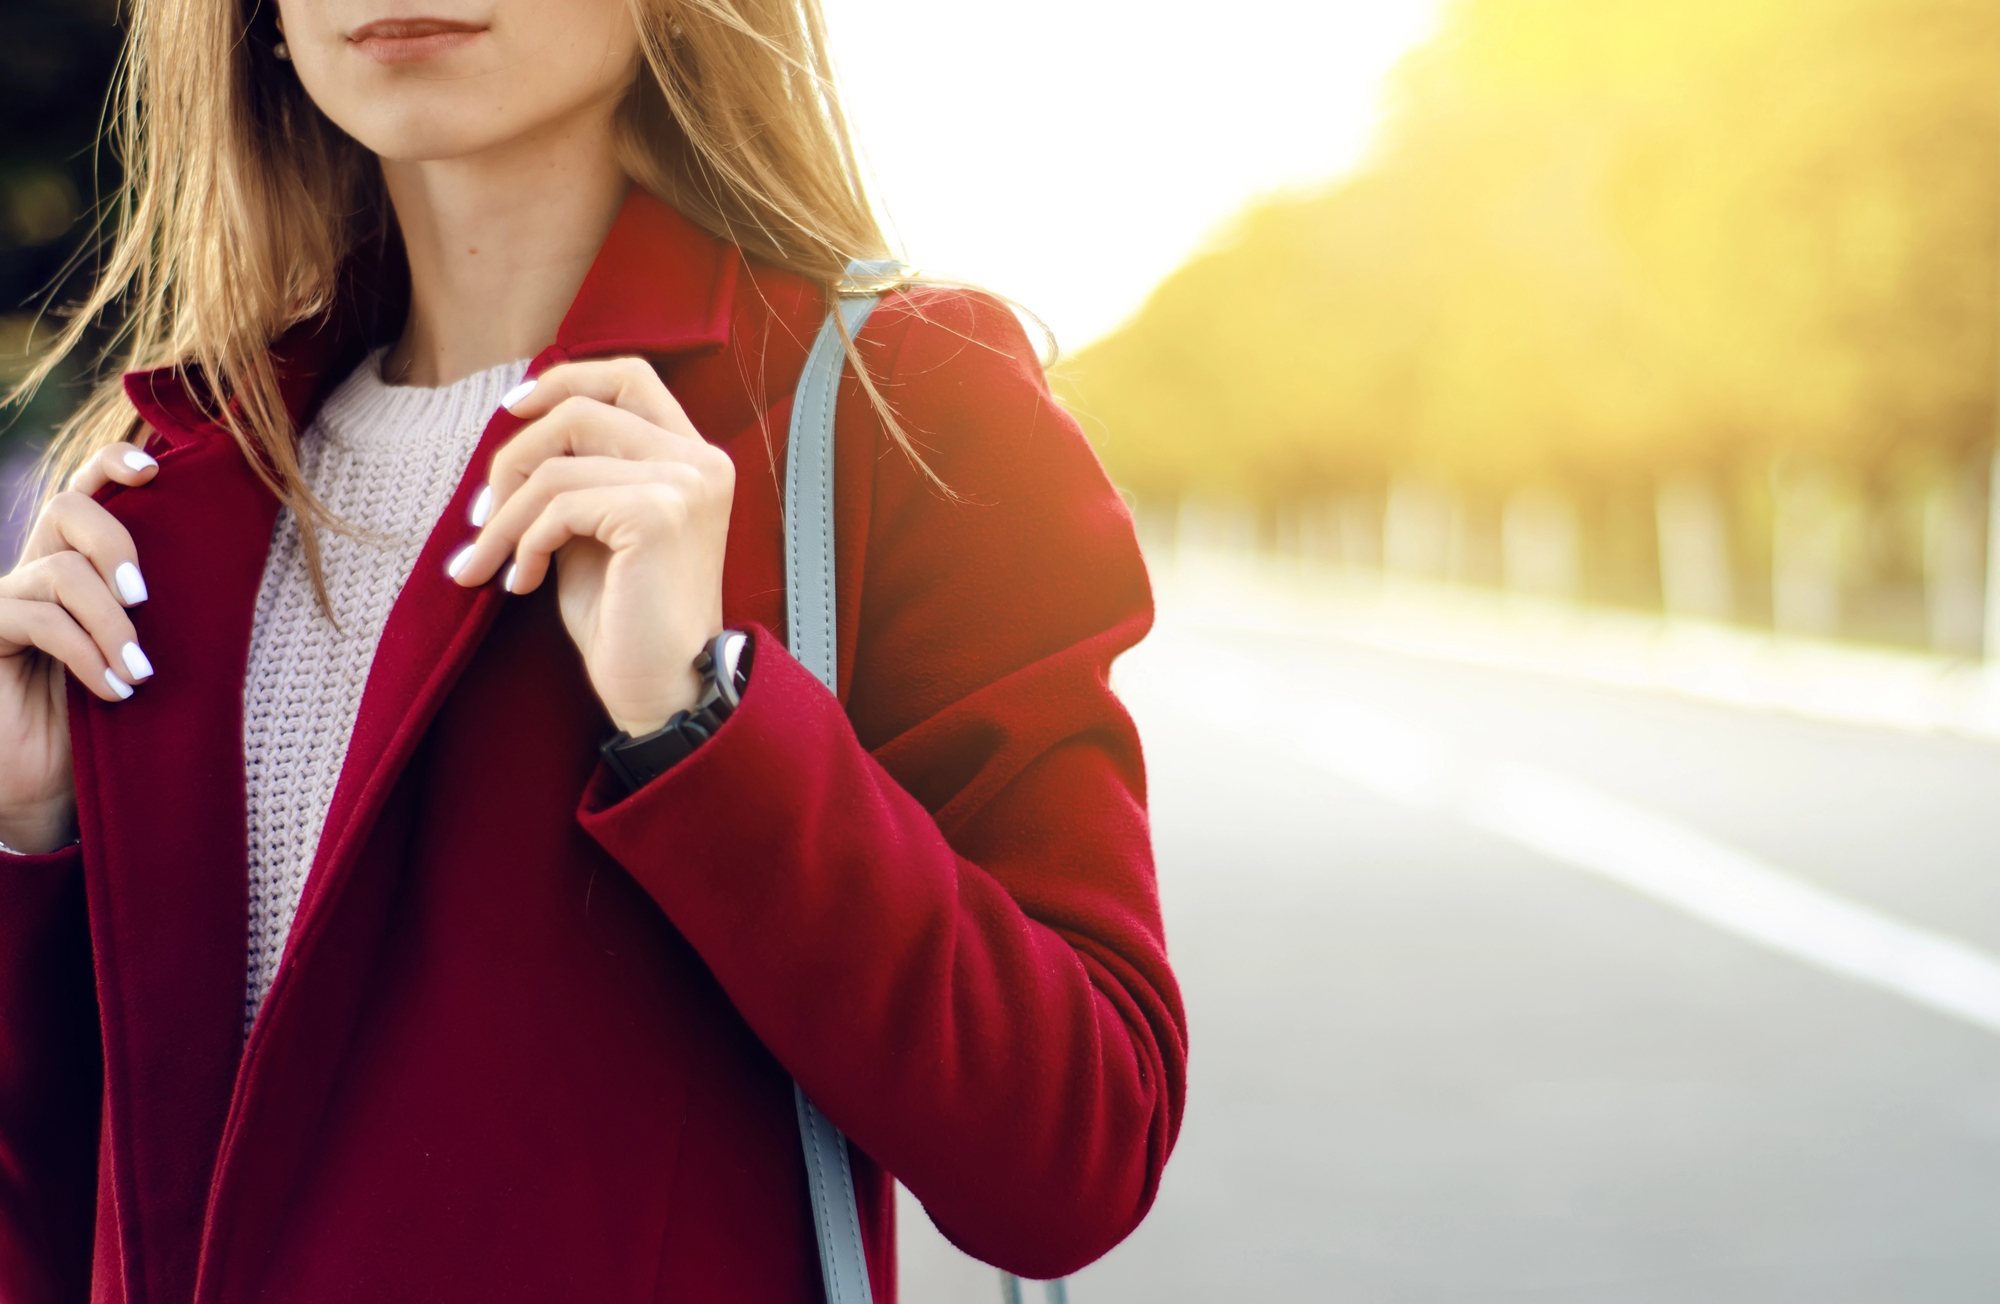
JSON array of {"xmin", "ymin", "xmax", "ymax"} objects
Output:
[
  {"xmin": 553, "ymin": 186, "xmax": 740, "ymax": 361},
  {"xmin": 123, "ymin": 188, "xmax": 742, "ymax": 450}
]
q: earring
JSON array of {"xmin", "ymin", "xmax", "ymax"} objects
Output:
[{"xmin": 274, "ymin": 40, "xmax": 291, "ymax": 61}]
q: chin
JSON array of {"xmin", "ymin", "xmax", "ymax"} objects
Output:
[{"xmin": 344, "ymin": 112, "xmax": 514, "ymax": 165}]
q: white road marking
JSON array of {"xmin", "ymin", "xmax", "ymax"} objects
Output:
[
  {"xmin": 1121, "ymin": 626, "xmax": 2000, "ymax": 1037},
  {"xmin": 1468, "ymin": 766, "xmax": 2000, "ymax": 1034}
]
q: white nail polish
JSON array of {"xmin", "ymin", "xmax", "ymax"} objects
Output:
[
  {"xmin": 123, "ymin": 448, "xmax": 158, "ymax": 472},
  {"xmin": 121, "ymin": 643, "xmax": 154, "ymax": 680},
  {"xmin": 500, "ymin": 379, "xmax": 537, "ymax": 412},
  {"xmin": 503, "ymin": 562, "xmax": 520, "ymax": 594},
  {"xmin": 469, "ymin": 485, "xmax": 493, "ymax": 528},
  {"xmin": 446, "ymin": 546, "xmax": 475, "ymax": 580},
  {"xmin": 102, "ymin": 668, "xmax": 135, "ymax": 701},
  {"xmin": 114, "ymin": 561, "xmax": 149, "ymax": 605}
]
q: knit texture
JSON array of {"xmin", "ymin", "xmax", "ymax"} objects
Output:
[{"xmin": 242, "ymin": 350, "xmax": 528, "ymax": 1029}]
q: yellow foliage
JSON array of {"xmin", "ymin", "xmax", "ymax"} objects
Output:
[{"xmin": 1058, "ymin": 0, "xmax": 2000, "ymax": 502}]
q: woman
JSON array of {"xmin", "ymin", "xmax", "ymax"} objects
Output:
[{"xmin": 0, "ymin": 0, "xmax": 1183, "ymax": 1300}]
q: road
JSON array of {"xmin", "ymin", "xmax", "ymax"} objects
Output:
[{"xmin": 899, "ymin": 591, "xmax": 2000, "ymax": 1303}]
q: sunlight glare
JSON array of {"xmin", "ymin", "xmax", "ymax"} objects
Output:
[{"xmin": 822, "ymin": 0, "xmax": 1445, "ymax": 351}]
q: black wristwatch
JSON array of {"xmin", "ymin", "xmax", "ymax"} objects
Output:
[{"xmin": 600, "ymin": 630, "xmax": 752, "ymax": 794}]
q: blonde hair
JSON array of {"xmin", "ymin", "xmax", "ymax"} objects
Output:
[{"xmin": 12, "ymin": 0, "xmax": 929, "ymax": 595}]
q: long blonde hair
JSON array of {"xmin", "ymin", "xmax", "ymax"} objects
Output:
[{"xmin": 13, "ymin": 0, "xmax": 920, "ymax": 592}]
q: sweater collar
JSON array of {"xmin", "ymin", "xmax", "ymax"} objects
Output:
[{"xmin": 123, "ymin": 188, "xmax": 741, "ymax": 453}]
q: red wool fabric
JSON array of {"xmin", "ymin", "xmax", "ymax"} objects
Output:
[{"xmin": 0, "ymin": 191, "xmax": 1186, "ymax": 1304}]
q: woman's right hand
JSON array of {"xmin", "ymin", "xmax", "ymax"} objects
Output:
[{"xmin": 0, "ymin": 442, "xmax": 161, "ymax": 854}]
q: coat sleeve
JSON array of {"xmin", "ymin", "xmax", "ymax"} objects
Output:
[
  {"xmin": 0, "ymin": 844, "xmax": 102, "ymax": 1303},
  {"xmin": 578, "ymin": 288, "xmax": 1185, "ymax": 1279}
]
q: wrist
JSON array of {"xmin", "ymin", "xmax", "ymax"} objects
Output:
[
  {"xmin": 601, "ymin": 631, "xmax": 752, "ymax": 794},
  {"xmin": 607, "ymin": 663, "xmax": 706, "ymax": 738}
]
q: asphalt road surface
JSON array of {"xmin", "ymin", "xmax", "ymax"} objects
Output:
[{"xmin": 899, "ymin": 606, "xmax": 2000, "ymax": 1303}]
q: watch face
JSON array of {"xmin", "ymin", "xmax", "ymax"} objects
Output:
[{"xmin": 715, "ymin": 631, "xmax": 750, "ymax": 708}]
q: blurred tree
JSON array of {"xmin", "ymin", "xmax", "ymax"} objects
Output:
[{"xmin": 1058, "ymin": 0, "xmax": 2000, "ymax": 629}]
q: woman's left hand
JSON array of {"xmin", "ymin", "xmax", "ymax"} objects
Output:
[{"xmin": 449, "ymin": 357, "xmax": 734, "ymax": 737}]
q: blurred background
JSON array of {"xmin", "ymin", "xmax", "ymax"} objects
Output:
[
  {"xmin": 0, "ymin": 0, "xmax": 118, "ymax": 550},
  {"xmin": 9, "ymin": 0, "xmax": 2000, "ymax": 1299}
]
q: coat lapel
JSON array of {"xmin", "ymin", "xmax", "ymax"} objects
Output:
[
  {"xmin": 192, "ymin": 394, "xmax": 528, "ymax": 1304},
  {"xmin": 68, "ymin": 406, "xmax": 282, "ymax": 1304},
  {"xmin": 246, "ymin": 396, "xmax": 527, "ymax": 1044}
]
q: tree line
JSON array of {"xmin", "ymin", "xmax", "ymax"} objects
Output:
[{"xmin": 1056, "ymin": 0, "xmax": 2000, "ymax": 650}]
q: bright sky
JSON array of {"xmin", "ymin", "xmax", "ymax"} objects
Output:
[{"xmin": 821, "ymin": 0, "xmax": 1445, "ymax": 352}]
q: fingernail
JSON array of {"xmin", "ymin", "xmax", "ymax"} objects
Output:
[
  {"xmin": 500, "ymin": 379, "xmax": 537, "ymax": 412},
  {"xmin": 446, "ymin": 546, "xmax": 475, "ymax": 580},
  {"xmin": 123, "ymin": 448, "xmax": 159, "ymax": 472},
  {"xmin": 469, "ymin": 485, "xmax": 493, "ymax": 528},
  {"xmin": 503, "ymin": 562, "xmax": 520, "ymax": 594},
  {"xmin": 121, "ymin": 642, "xmax": 154, "ymax": 680},
  {"xmin": 102, "ymin": 668, "xmax": 135, "ymax": 701},
  {"xmin": 114, "ymin": 561, "xmax": 149, "ymax": 605}
]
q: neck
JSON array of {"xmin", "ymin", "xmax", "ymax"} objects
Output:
[{"xmin": 380, "ymin": 107, "xmax": 629, "ymax": 388}]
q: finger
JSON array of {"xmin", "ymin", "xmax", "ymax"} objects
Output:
[
  {"xmin": 501, "ymin": 357, "xmax": 693, "ymax": 434},
  {"xmin": 483, "ymin": 398, "xmax": 716, "ymax": 513},
  {"xmin": 0, "ymin": 598, "xmax": 133, "ymax": 703},
  {"xmin": 67, "ymin": 440, "xmax": 161, "ymax": 497},
  {"xmin": 501, "ymin": 485, "xmax": 685, "ymax": 597},
  {"xmin": 17, "ymin": 492, "xmax": 148, "ymax": 606},
  {"xmin": 1, "ymin": 551, "xmax": 150, "ymax": 687},
  {"xmin": 450, "ymin": 457, "xmax": 686, "ymax": 588}
]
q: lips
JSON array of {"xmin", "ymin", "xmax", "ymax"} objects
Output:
[{"xmin": 347, "ymin": 17, "xmax": 487, "ymax": 64}]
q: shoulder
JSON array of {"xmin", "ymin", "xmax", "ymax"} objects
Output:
[
  {"xmin": 864, "ymin": 284, "xmax": 1049, "ymax": 423},
  {"xmin": 837, "ymin": 281, "xmax": 1151, "ymax": 695},
  {"xmin": 726, "ymin": 262, "xmax": 1132, "ymax": 562},
  {"xmin": 853, "ymin": 283, "xmax": 1085, "ymax": 501},
  {"xmin": 864, "ymin": 282, "xmax": 1043, "ymax": 374}
]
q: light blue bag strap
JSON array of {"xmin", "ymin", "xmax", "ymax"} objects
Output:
[
  {"xmin": 792, "ymin": 1083, "xmax": 871, "ymax": 1304},
  {"xmin": 784, "ymin": 261, "xmax": 896, "ymax": 692},
  {"xmin": 783, "ymin": 257, "xmax": 900, "ymax": 1304},
  {"xmin": 784, "ymin": 257, "xmax": 1069, "ymax": 1304},
  {"xmin": 1001, "ymin": 1274, "xmax": 1071, "ymax": 1304}
]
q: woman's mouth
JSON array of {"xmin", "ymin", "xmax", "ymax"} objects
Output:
[{"xmin": 347, "ymin": 18, "xmax": 488, "ymax": 65}]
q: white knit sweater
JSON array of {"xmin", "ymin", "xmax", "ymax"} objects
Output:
[{"xmin": 241, "ymin": 350, "xmax": 528, "ymax": 1030}]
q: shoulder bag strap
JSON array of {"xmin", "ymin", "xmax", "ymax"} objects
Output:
[
  {"xmin": 784, "ymin": 258, "xmax": 899, "ymax": 1304},
  {"xmin": 785, "ymin": 263, "xmax": 896, "ymax": 693},
  {"xmin": 783, "ymin": 260, "xmax": 1069, "ymax": 1304}
]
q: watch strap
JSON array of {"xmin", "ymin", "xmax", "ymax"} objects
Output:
[{"xmin": 600, "ymin": 631, "xmax": 751, "ymax": 793}]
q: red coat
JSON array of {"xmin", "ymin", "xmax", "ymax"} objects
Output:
[{"xmin": 0, "ymin": 192, "xmax": 1185, "ymax": 1304}]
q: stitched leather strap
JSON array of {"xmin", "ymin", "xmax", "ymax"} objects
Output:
[
  {"xmin": 793, "ymin": 1083, "xmax": 873, "ymax": 1304},
  {"xmin": 784, "ymin": 262, "xmax": 894, "ymax": 1304},
  {"xmin": 784, "ymin": 282, "xmax": 885, "ymax": 692}
]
